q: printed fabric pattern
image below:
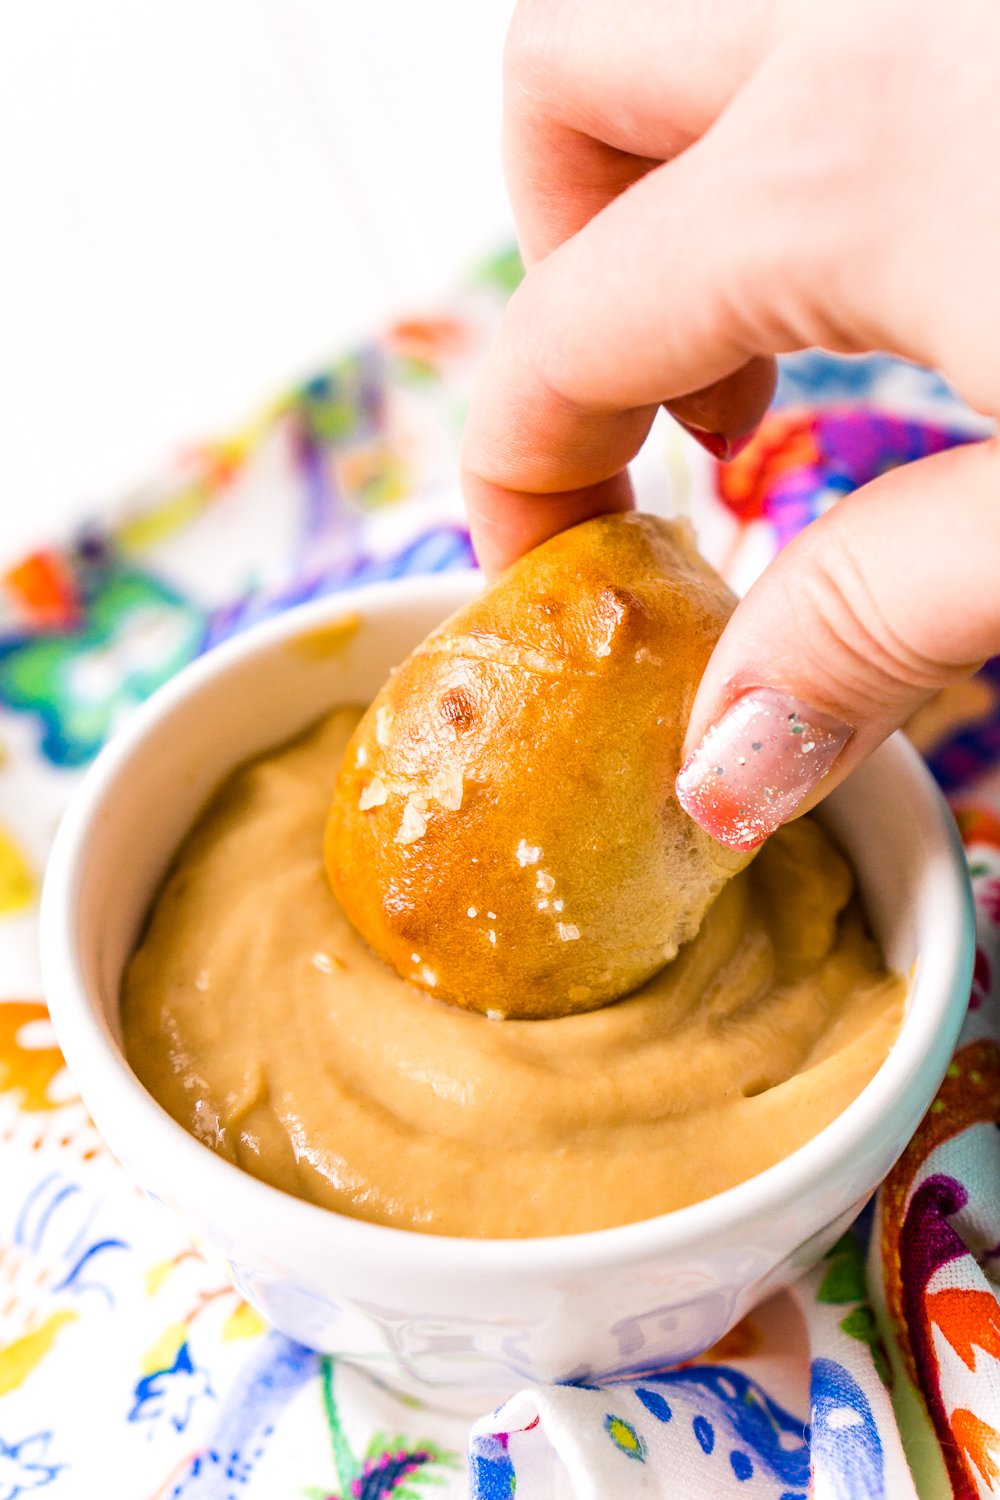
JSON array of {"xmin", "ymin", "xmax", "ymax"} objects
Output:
[{"xmin": 0, "ymin": 248, "xmax": 996, "ymax": 1498}]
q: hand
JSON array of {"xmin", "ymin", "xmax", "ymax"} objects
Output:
[{"xmin": 460, "ymin": 0, "xmax": 1000, "ymax": 848}]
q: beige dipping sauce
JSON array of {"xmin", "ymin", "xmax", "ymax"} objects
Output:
[{"xmin": 122, "ymin": 707, "xmax": 906, "ymax": 1238}]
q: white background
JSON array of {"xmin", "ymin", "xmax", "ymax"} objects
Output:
[{"xmin": 0, "ymin": 0, "xmax": 515, "ymax": 566}]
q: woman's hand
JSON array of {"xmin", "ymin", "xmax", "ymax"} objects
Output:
[{"xmin": 461, "ymin": 0, "xmax": 1000, "ymax": 848}]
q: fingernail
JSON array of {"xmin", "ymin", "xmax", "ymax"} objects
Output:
[
  {"xmin": 676, "ymin": 690, "xmax": 854, "ymax": 851},
  {"xmin": 676, "ymin": 421, "xmax": 756, "ymax": 464}
]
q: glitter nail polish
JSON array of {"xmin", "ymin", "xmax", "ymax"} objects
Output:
[{"xmin": 675, "ymin": 690, "xmax": 853, "ymax": 851}]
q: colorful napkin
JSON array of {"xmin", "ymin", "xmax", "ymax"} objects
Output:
[{"xmin": 0, "ymin": 250, "xmax": 997, "ymax": 1500}]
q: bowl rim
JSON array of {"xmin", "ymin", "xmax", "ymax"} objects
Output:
[{"xmin": 40, "ymin": 572, "xmax": 976, "ymax": 1275}]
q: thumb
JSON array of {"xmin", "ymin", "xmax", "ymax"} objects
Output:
[{"xmin": 676, "ymin": 438, "xmax": 1000, "ymax": 850}]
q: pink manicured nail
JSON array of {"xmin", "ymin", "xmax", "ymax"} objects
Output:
[
  {"xmin": 676, "ymin": 422, "xmax": 756, "ymax": 464},
  {"xmin": 676, "ymin": 690, "xmax": 853, "ymax": 851}
]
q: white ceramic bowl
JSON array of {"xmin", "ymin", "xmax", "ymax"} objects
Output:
[{"xmin": 40, "ymin": 572, "xmax": 974, "ymax": 1404}]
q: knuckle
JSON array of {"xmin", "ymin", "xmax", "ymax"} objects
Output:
[
  {"xmin": 790, "ymin": 520, "xmax": 948, "ymax": 717},
  {"xmin": 513, "ymin": 272, "xmax": 614, "ymax": 420},
  {"xmin": 715, "ymin": 42, "xmax": 899, "ymax": 351},
  {"xmin": 504, "ymin": 0, "xmax": 569, "ymax": 102}
]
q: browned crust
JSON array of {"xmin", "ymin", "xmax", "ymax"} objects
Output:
[{"xmin": 325, "ymin": 513, "xmax": 750, "ymax": 1018}]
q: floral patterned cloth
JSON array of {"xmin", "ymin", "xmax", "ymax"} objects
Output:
[{"xmin": 0, "ymin": 249, "xmax": 998, "ymax": 1499}]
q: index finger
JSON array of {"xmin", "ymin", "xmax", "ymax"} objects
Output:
[
  {"xmin": 462, "ymin": 92, "xmax": 798, "ymax": 575},
  {"xmin": 504, "ymin": 0, "xmax": 778, "ymax": 262}
]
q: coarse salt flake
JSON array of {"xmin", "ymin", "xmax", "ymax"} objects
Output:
[
  {"xmin": 516, "ymin": 839, "xmax": 542, "ymax": 866},
  {"xmin": 556, "ymin": 923, "xmax": 581, "ymax": 942},
  {"xmin": 359, "ymin": 777, "xmax": 387, "ymax": 810},
  {"xmin": 430, "ymin": 767, "xmax": 464, "ymax": 811},
  {"xmin": 395, "ymin": 794, "xmax": 428, "ymax": 844},
  {"xmin": 375, "ymin": 706, "xmax": 394, "ymax": 745}
]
